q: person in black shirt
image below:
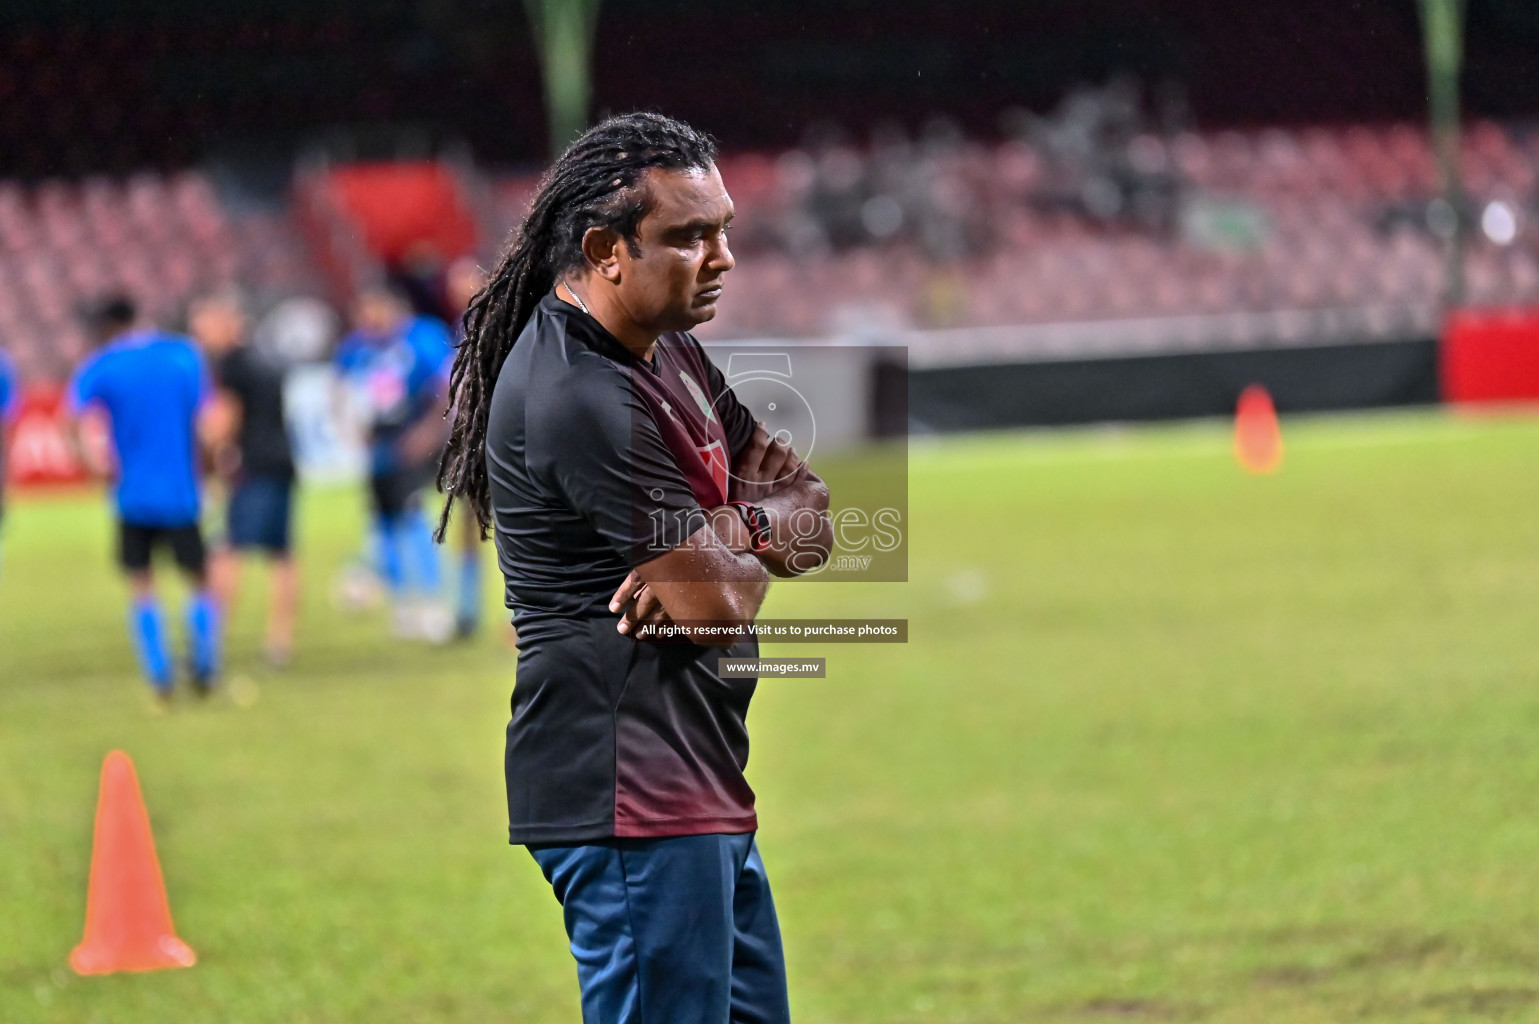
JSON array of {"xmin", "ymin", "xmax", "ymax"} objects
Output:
[
  {"xmin": 437, "ymin": 114, "xmax": 832, "ymax": 1023},
  {"xmin": 190, "ymin": 291, "xmax": 300, "ymax": 667}
]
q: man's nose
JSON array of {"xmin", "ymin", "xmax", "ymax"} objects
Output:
[{"xmin": 708, "ymin": 233, "xmax": 735, "ymax": 274}]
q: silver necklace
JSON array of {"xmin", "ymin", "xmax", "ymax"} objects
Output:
[{"xmin": 565, "ymin": 284, "xmax": 592, "ymax": 316}]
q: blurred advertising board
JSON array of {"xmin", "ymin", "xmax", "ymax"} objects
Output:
[
  {"xmin": 5, "ymin": 385, "xmax": 92, "ymax": 487},
  {"xmin": 1443, "ymin": 309, "xmax": 1539, "ymax": 404}
]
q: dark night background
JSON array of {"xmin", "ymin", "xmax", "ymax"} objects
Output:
[{"xmin": 3, "ymin": 0, "xmax": 1538, "ymax": 179}]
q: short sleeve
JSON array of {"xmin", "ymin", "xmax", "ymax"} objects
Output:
[
  {"xmin": 699, "ymin": 343, "xmax": 757, "ymax": 461},
  {"xmin": 530, "ymin": 367, "xmax": 709, "ymax": 569},
  {"xmin": 66, "ymin": 355, "xmax": 102, "ymax": 416},
  {"xmin": 421, "ymin": 318, "xmax": 456, "ymax": 373},
  {"xmin": 332, "ymin": 335, "xmax": 362, "ymax": 374},
  {"xmin": 0, "ymin": 354, "xmax": 14, "ymax": 423},
  {"xmin": 407, "ymin": 317, "xmax": 454, "ymax": 394}
]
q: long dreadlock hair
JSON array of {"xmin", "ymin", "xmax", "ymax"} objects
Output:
[{"xmin": 435, "ymin": 112, "xmax": 718, "ymax": 541}]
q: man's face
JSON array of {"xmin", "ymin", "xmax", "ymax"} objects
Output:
[
  {"xmin": 190, "ymin": 302, "xmax": 244, "ymax": 353},
  {"xmin": 614, "ymin": 164, "xmax": 735, "ymax": 333},
  {"xmin": 353, "ymin": 292, "xmax": 406, "ymax": 337}
]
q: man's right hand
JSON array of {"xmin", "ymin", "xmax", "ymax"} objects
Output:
[
  {"xmin": 730, "ymin": 421, "xmax": 804, "ymax": 503},
  {"xmin": 609, "ymin": 504, "xmax": 769, "ymax": 642},
  {"xmin": 609, "ymin": 571, "xmax": 672, "ymax": 636}
]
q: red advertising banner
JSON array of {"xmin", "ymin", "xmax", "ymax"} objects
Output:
[
  {"xmin": 1442, "ymin": 308, "xmax": 1539, "ymax": 404},
  {"xmin": 327, "ymin": 162, "xmax": 478, "ymax": 264},
  {"xmin": 5, "ymin": 384, "xmax": 93, "ymax": 487}
]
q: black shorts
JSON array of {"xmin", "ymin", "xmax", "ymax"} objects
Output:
[
  {"xmin": 369, "ymin": 464, "xmax": 432, "ymax": 520},
  {"xmin": 226, "ymin": 473, "xmax": 295, "ymax": 555},
  {"xmin": 119, "ymin": 520, "xmax": 207, "ymax": 575}
]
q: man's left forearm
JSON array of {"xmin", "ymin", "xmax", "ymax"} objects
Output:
[{"xmin": 754, "ymin": 467, "xmax": 832, "ymax": 577}]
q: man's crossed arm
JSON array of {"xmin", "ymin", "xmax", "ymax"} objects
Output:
[
  {"xmin": 611, "ymin": 422, "xmax": 833, "ymax": 644},
  {"xmin": 728, "ymin": 420, "xmax": 833, "ymax": 578}
]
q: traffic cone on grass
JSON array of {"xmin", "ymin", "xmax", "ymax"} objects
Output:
[
  {"xmin": 1234, "ymin": 384, "xmax": 1283, "ymax": 473},
  {"xmin": 69, "ymin": 751, "xmax": 196, "ymax": 975}
]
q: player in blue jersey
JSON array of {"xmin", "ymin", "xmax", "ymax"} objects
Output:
[
  {"xmin": 68, "ymin": 296, "xmax": 221, "ymax": 699},
  {"xmin": 334, "ymin": 283, "xmax": 454, "ymax": 641},
  {"xmin": 0, "ymin": 347, "xmax": 18, "ymax": 583}
]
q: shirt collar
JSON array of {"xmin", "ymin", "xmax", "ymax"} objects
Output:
[{"xmin": 544, "ymin": 291, "xmax": 661, "ymax": 375}]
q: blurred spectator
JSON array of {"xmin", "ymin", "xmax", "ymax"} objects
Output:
[
  {"xmin": 191, "ymin": 289, "xmax": 300, "ymax": 669},
  {"xmin": 333, "ymin": 283, "xmax": 454, "ymax": 642},
  {"xmin": 66, "ymin": 294, "xmax": 221, "ymax": 700}
]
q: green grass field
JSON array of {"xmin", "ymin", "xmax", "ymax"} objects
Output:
[{"xmin": 5, "ymin": 410, "xmax": 1539, "ymax": 1023}]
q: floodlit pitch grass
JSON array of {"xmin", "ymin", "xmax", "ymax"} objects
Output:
[{"xmin": 5, "ymin": 409, "xmax": 1539, "ymax": 1023}]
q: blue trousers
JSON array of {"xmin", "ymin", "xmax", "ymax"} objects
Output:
[{"xmin": 529, "ymin": 833, "xmax": 791, "ymax": 1024}]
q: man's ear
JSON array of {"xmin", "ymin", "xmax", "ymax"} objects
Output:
[{"xmin": 581, "ymin": 226, "xmax": 623, "ymax": 283}]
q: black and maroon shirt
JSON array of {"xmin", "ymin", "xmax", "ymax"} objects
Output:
[{"xmin": 486, "ymin": 292, "xmax": 759, "ymax": 844}]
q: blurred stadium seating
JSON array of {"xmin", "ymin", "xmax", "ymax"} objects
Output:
[
  {"xmin": 0, "ymin": 171, "xmax": 316, "ymax": 380},
  {"xmin": 432, "ymin": 115, "xmax": 1539, "ymax": 348},
  {"xmin": 691, "ymin": 119, "xmax": 1539, "ymax": 342},
  {"xmin": 3, "ymin": 116, "xmax": 1539, "ymax": 382}
]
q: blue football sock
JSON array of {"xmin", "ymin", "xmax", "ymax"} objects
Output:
[
  {"xmin": 377, "ymin": 515, "xmax": 407, "ymax": 595},
  {"xmin": 390, "ymin": 509, "xmax": 441, "ymax": 597},
  {"xmin": 407, "ymin": 509, "xmax": 442, "ymax": 596},
  {"xmin": 130, "ymin": 598, "xmax": 172, "ymax": 691},
  {"xmin": 186, "ymin": 590, "xmax": 221, "ymax": 681},
  {"xmin": 456, "ymin": 549, "xmax": 481, "ymax": 630},
  {"xmin": 366, "ymin": 518, "xmax": 389, "ymax": 579}
]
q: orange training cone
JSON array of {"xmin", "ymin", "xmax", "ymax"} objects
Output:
[
  {"xmin": 70, "ymin": 751, "xmax": 196, "ymax": 975},
  {"xmin": 1234, "ymin": 384, "xmax": 1283, "ymax": 474}
]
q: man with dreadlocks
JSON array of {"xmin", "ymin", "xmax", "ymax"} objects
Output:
[{"xmin": 438, "ymin": 112, "xmax": 831, "ymax": 1023}]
